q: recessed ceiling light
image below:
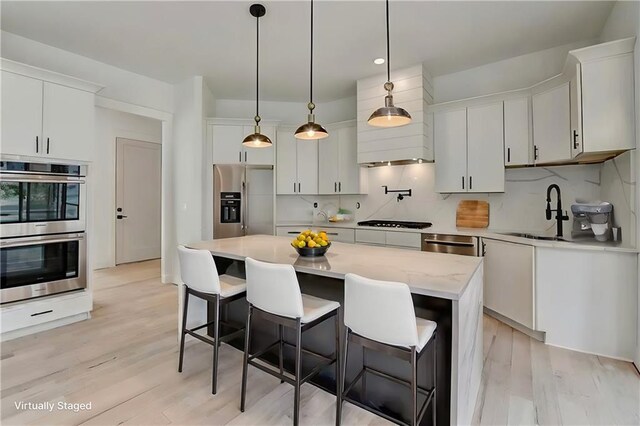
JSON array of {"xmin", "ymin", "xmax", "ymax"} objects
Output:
[{"xmin": 373, "ymin": 58, "xmax": 385, "ymax": 65}]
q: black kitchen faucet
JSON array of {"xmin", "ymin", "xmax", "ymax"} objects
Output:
[{"xmin": 546, "ymin": 184, "xmax": 569, "ymax": 237}]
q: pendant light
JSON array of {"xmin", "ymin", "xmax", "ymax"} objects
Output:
[
  {"xmin": 243, "ymin": 4, "xmax": 272, "ymax": 148},
  {"xmin": 367, "ymin": 0, "xmax": 412, "ymax": 128},
  {"xmin": 295, "ymin": 0, "xmax": 328, "ymax": 140}
]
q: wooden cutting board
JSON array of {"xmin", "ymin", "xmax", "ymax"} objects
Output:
[{"xmin": 456, "ymin": 200, "xmax": 489, "ymax": 228}]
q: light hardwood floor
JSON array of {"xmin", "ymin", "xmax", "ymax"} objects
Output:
[{"xmin": 1, "ymin": 260, "xmax": 638, "ymax": 426}]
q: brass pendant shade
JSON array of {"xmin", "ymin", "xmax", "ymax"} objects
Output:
[
  {"xmin": 368, "ymin": 0, "xmax": 411, "ymax": 128},
  {"xmin": 295, "ymin": 0, "xmax": 328, "ymax": 140},
  {"xmin": 243, "ymin": 4, "xmax": 272, "ymax": 148}
]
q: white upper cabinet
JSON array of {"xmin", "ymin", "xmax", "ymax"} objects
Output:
[
  {"xmin": 1, "ymin": 67, "xmax": 97, "ymax": 162},
  {"xmin": 434, "ymin": 109, "xmax": 467, "ymax": 193},
  {"xmin": 532, "ymin": 82, "xmax": 571, "ymax": 164},
  {"xmin": 569, "ymin": 38, "xmax": 636, "ymax": 159},
  {"xmin": 434, "ymin": 103, "xmax": 504, "ymax": 193},
  {"xmin": 356, "ymin": 64, "xmax": 434, "ymax": 164},
  {"xmin": 467, "ymin": 103, "xmax": 504, "ymax": 192},
  {"xmin": 209, "ymin": 121, "xmax": 276, "ymax": 165},
  {"xmin": 503, "ymin": 97, "xmax": 531, "ymax": 166},
  {"xmin": 276, "ymin": 128, "xmax": 318, "ymax": 195},
  {"xmin": 318, "ymin": 121, "xmax": 366, "ymax": 195},
  {"xmin": 42, "ymin": 82, "xmax": 94, "ymax": 161}
]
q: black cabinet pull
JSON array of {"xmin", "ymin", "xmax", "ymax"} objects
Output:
[
  {"xmin": 30, "ymin": 310, "xmax": 53, "ymax": 317},
  {"xmin": 462, "ymin": 176, "xmax": 465, "ymax": 189},
  {"xmin": 507, "ymin": 147, "xmax": 511, "ymax": 163},
  {"xmin": 298, "ymin": 183, "xmax": 301, "ymax": 193},
  {"xmin": 46, "ymin": 138, "xmax": 50, "ymax": 154},
  {"xmin": 35, "ymin": 136, "xmax": 39, "ymax": 153},
  {"xmin": 244, "ymin": 151, "xmax": 247, "ymax": 162},
  {"xmin": 334, "ymin": 182, "xmax": 337, "ymax": 192},
  {"xmin": 470, "ymin": 176, "xmax": 473, "ymax": 190},
  {"xmin": 573, "ymin": 130, "xmax": 579, "ymax": 150},
  {"xmin": 239, "ymin": 151, "xmax": 242, "ymax": 162},
  {"xmin": 293, "ymin": 182, "xmax": 296, "ymax": 193},
  {"xmin": 339, "ymin": 182, "xmax": 341, "ymax": 192},
  {"xmin": 534, "ymin": 145, "xmax": 539, "ymax": 160},
  {"xmin": 117, "ymin": 215, "xmax": 128, "ymax": 219}
]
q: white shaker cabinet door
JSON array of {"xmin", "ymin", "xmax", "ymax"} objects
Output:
[
  {"xmin": 295, "ymin": 139, "xmax": 318, "ymax": 194},
  {"xmin": 42, "ymin": 82, "xmax": 94, "ymax": 161},
  {"xmin": 434, "ymin": 109, "xmax": 467, "ymax": 193},
  {"xmin": 503, "ymin": 97, "xmax": 531, "ymax": 166},
  {"xmin": 483, "ymin": 239, "xmax": 534, "ymax": 330},
  {"xmin": 337, "ymin": 125, "xmax": 361, "ymax": 194},
  {"xmin": 211, "ymin": 125, "xmax": 243, "ymax": 164},
  {"xmin": 532, "ymin": 83, "xmax": 571, "ymax": 164},
  {"xmin": 318, "ymin": 131, "xmax": 339, "ymax": 194},
  {"xmin": 276, "ymin": 130, "xmax": 298, "ymax": 194},
  {"xmin": 1, "ymin": 71, "xmax": 43, "ymax": 157},
  {"xmin": 467, "ymin": 102, "xmax": 504, "ymax": 192},
  {"xmin": 243, "ymin": 125, "xmax": 275, "ymax": 165}
]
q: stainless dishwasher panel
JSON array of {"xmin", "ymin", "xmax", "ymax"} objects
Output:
[{"xmin": 421, "ymin": 233, "xmax": 479, "ymax": 256}]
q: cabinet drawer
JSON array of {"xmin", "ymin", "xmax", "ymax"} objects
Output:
[
  {"xmin": 385, "ymin": 231, "xmax": 421, "ymax": 249},
  {"xmin": 276, "ymin": 227, "xmax": 308, "ymax": 237},
  {"xmin": 355, "ymin": 229, "xmax": 386, "ymax": 245},
  {"xmin": 321, "ymin": 228, "xmax": 355, "ymax": 244},
  {"xmin": 1, "ymin": 291, "xmax": 92, "ymax": 333}
]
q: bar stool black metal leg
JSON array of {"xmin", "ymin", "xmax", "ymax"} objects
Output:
[
  {"xmin": 279, "ymin": 324, "xmax": 284, "ymax": 383},
  {"xmin": 335, "ymin": 309, "xmax": 342, "ymax": 426},
  {"xmin": 178, "ymin": 286, "xmax": 189, "ymax": 373},
  {"xmin": 339, "ymin": 328, "xmax": 350, "ymax": 416},
  {"xmin": 293, "ymin": 318, "xmax": 302, "ymax": 426},
  {"xmin": 411, "ymin": 347, "xmax": 417, "ymax": 426},
  {"xmin": 240, "ymin": 305, "xmax": 253, "ymax": 412},
  {"xmin": 362, "ymin": 346, "xmax": 367, "ymax": 401},
  {"xmin": 212, "ymin": 294, "xmax": 220, "ymax": 394},
  {"xmin": 432, "ymin": 333, "xmax": 437, "ymax": 426}
]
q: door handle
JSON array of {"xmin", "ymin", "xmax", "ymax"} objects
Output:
[
  {"xmin": 46, "ymin": 138, "xmax": 50, "ymax": 154},
  {"xmin": 35, "ymin": 136, "xmax": 39, "ymax": 153},
  {"xmin": 573, "ymin": 130, "xmax": 579, "ymax": 150},
  {"xmin": 116, "ymin": 215, "xmax": 128, "ymax": 219}
]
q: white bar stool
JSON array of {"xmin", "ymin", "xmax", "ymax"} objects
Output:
[
  {"xmin": 177, "ymin": 245, "xmax": 247, "ymax": 394},
  {"xmin": 240, "ymin": 257, "xmax": 342, "ymax": 426},
  {"xmin": 339, "ymin": 273, "xmax": 437, "ymax": 426}
]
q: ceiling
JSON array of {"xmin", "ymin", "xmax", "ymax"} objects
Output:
[{"xmin": 1, "ymin": 1, "xmax": 614, "ymax": 102}]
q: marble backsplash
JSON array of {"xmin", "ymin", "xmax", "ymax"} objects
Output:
[{"xmin": 277, "ymin": 153, "xmax": 637, "ymax": 247}]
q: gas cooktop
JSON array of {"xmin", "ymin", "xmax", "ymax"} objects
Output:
[{"xmin": 357, "ymin": 220, "xmax": 433, "ymax": 230}]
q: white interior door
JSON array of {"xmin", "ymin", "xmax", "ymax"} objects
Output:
[{"xmin": 116, "ymin": 138, "xmax": 162, "ymax": 264}]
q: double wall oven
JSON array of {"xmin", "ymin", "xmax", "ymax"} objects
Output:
[{"xmin": 0, "ymin": 161, "xmax": 87, "ymax": 304}]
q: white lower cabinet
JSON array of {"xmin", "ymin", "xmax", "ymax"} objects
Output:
[
  {"xmin": 1, "ymin": 291, "xmax": 92, "ymax": 335},
  {"xmin": 276, "ymin": 226, "xmax": 355, "ymax": 244},
  {"xmin": 355, "ymin": 229, "xmax": 421, "ymax": 250},
  {"xmin": 483, "ymin": 239, "xmax": 534, "ymax": 330}
]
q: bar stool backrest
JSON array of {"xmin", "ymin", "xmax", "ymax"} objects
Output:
[
  {"xmin": 344, "ymin": 273, "xmax": 419, "ymax": 348},
  {"xmin": 245, "ymin": 257, "xmax": 304, "ymax": 319},
  {"xmin": 177, "ymin": 245, "xmax": 221, "ymax": 295}
]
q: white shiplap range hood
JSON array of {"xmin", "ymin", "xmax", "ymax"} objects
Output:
[{"xmin": 356, "ymin": 64, "xmax": 433, "ymax": 165}]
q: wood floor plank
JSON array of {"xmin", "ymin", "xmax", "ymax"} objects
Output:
[{"xmin": 1, "ymin": 260, "xmax": 638, "ymax": 426}]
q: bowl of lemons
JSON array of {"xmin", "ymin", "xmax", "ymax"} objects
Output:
[{"xmin": 291, "ymin": 230, "xmax": 331, "ymax": 257}]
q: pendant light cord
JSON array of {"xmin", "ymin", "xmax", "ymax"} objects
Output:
[
  {"xmin": 386, "ymin": 0, "xmax": 390, "ymax": 83},
  {"xmin": 256, "ymin": 12, "xmax": 260, "ymax": 122},
  {"xmin": 309, "ymin": 0, "xmax": 314, "ymax": 107}
]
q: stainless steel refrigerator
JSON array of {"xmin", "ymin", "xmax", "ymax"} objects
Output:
[{"xmin": 213, "ymin": 164, "xmax": 274, "ymax": 239}]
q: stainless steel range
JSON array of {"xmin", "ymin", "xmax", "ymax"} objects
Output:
[{"xmin": 0, "ymin": 161, "xmax": 87, "ymax": 304}]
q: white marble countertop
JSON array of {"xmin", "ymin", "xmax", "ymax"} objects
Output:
[
  {"xmin": 276, "ymin": 222, "xmax": 638, "ymax": 253},
  {"xmin": 188, "ymin": 235, "xmax": 483, "ymax": 300}
]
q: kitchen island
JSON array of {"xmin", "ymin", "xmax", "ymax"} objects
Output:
[{"xmin": 188, "ymin": 235, "xmax": 483, "ymax": 425}]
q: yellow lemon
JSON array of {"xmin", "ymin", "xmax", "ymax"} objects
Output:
[
  {"xmin": 297, "ymin": 240, "xmax": 306, "ymax": 248},
  {"xmin": 308, "ymin": 240, "xmax": 317, "ymax": 248},
  {"xmin": 320, "ymin": 240, "xmax": 328, "ymax": 247},
  {"xmin": 297, "ymin": 234, "xmax": 306, "ymax": 241}
]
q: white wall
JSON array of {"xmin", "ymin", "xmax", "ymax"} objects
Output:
[
  {"xmin": 598, "ymin": 0, "xmax": 640, "ymax": 368},
  {"xmin": 93, "ymin": 108, "xmax": 162, "ymax": 269},
  {"xmin": 433, "ymin": 40, "xmax": 594, "ymax": 103},
  {"xmin": 214, "ymin": 96, "xmax": 356, "ymax": 125},
  {"xmin": 1, "ymin": 31, "xmax": 173, "ymax": 112}
]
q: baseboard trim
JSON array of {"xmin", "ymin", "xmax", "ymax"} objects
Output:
[
  {"xmin": 1, "ymin": 312, "xmax": 90, "ymax": 341},
  {"xmin": 483, "ymin": 307, "xmax": 545, "ymax": 342}
]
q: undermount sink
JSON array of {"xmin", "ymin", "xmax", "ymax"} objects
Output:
[{"xmin": 498, "ymin": 232, "xmax": 565, "ymax": 241}]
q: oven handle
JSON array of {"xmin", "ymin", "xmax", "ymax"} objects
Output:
[
  {"xmin": 0, "ymin": 175, "xmax": 85, "ymax": 184},
  {"xmin": 1, "ymin": 233, "xmax": 85, "ymax": 248},
  {"xmin": 423, "ymin": 239, "xmax": 476, "ymax": 247}
]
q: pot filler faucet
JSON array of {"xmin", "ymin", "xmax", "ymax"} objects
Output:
[{"xmin": 546, "ymin": 184, "xmax": 569, "ymax": 237}]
